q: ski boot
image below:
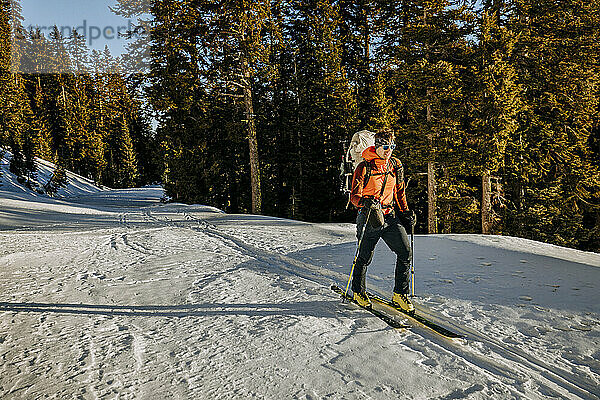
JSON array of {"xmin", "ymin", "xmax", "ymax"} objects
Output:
[
  {"xmin": 392, "ymin": 292, "xmax": 415, "ymax": 313},
  {"xmin": 353, "ymin": 292, "xmax": 372, "ymax": 308}
]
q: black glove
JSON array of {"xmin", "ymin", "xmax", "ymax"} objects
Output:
[
  {"xmin": 399, "ymin": 210, "xmax": 416, "ymax": 229},
  {"xmin": 361, "ymin": 197, "xmax": 385, "ymax": 228},
  {"xmin": 361, "ymin": 197, "xmax": 380, "ymax": 210}
]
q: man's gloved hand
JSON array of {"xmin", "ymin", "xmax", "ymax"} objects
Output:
[
  {"xmin": 361, "ymin": 197, "xmax": 380, "ymax": 210},
  {"xmin": 400, "ymin": 210, "xmax": 416, "ymax": 228},
  {"xmin": 361, "ymin": 197, "xmax": 385, "ymax": 228}
]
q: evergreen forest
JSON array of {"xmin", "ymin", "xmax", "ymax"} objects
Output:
[{"xmin": 1, "ymin": 0, "xmax": 599, "ymax": 252}]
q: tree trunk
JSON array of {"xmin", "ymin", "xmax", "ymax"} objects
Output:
[
  {"xmin": 292, "ymin": 57, "xmax": 302, "ymax": 219},
  {"xmin": 242, "ymin": 58, "xmax": 262, "ymax": 214},
  {"xmin": 426, "ymin": 89, "xmax": 437, "ymax": 233},
  {"xmin": 482, "ymin": 169, "xmax": 492, "ymax": 234},
  {"xmin": 361, "ymin": 1, "xmax": 371, "ymax": 122},
  {"xmin": 427, "ymin": 161, "xmax": 437, "ymax": 233}
]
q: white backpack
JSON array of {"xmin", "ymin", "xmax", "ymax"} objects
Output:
[{"xmin": 339, "ymin": 130, "xmax": 375, "ymax": 195}]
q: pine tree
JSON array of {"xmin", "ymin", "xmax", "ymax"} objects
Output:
[
  {"xmin": 18, "ymin": 30, "xmax": 56, "ymax": 165},
  {"xmin": 289, "ymin": 0, "xmax": 358, "ymax": 221},
  {"xmin": 1, "ymin": 1, "xmax": 39, "ymax": 187},
  {"xmin": 0, "ymin": 0, "xmax": 13, "ymax": 156},
  {"xmin": 110, "ymin": 114, "xmax": 138, "ymax": 187},
  {"xmin": 125, "ymin": 81, "xmax": 159, "ymax": 185},
  {"xmin": 508, "ymin": 0, "xmax": 600, "ymax": 249},
  {"xmin": 110, "ymin": 0, "xmax": 152, "ymax": 79},
  {"xmin": 21, "ymin": 27, "xmax": 53, "ymax": 74},
  {"xmin": 18, "ymin": 77, "xmax": 38, "ymax": 187},
  {"xmin": 111, "ymin": 0, "xmax": 159, "ymax": 186},
  {"xmin": 4, "ymin": 0, "xmax": 38, "ymax": 188},
  {"xmin": 133, "ymin": 0, "xmax": 270, "ymax": 209},
  {"xmin": 249, "ymin": 0, "xmax": 306, "ymax": 218},
  {"xmin": 81, "ymin": 44, "xmax": 148, "ymax": 188},
  {"xmin": 376, "ymin": 0, "xmax": 475, "ymax": 233},
  {"xmin": 22, "ymin": 31, "xmax": 61, "ymax": 169},
  {"xmin": 88, "ymin": 49, "xmax": 110, "ymax": 183},
  {"xmin": 144, "ymin": 0, "xmax": 216, "ymax": 204},
  {"xmin": 5, "ymin": 73, "xmax": 37, "ymax": 186},
  {"xmin": 45, "ymin": 26, "xmax": 74, "ymax": 166},
  {"xmin": 43, "ymin": 28, "xmax": 109, "ymax": 183},
  {"xmin": 43, "ymin": 164, "xmax": 67, "ymax": 196},
  {"xmin": 29, "ymin": 71, "xmax": 54, "ymax": 162},
  {"xmin": 203, "ymin": 0, "xmax": 274, "ymax": 214},
  {"xmin": 467, "ymin": 6, "xmax": 523, "ymax": 234},
  {"xmin": 338, "ymin": 0, "xmax": 379, "ymax": 127}
]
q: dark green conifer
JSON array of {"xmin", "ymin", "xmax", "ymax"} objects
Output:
[
  {"xmin": 466, "ymin": 6, "xmax": 523, "ymax": 234},
  {"xmin": 289, "ymin": 0, "xmax": 358, "ymax": 221},
  {"xmin": 376, "ymin": 0, "xmax": 475, "ymax": 233},
  {"xmin": 507, "ymin": 0, "xmax": 600, "ymax": 249},
  {"xmin": 44, "ymin": 164, "xmax": 68, "ymax": 196}
]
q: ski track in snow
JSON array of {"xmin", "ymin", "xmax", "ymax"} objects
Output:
[
  {"xmin": 154, "ymin": 209, "xmax": 600, "ymax": 400},
  {"xmin": 1, "ymin": 170, "xmax": 599, "ymax": 398}
]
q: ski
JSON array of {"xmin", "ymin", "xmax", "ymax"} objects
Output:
[
  {"xmin": 366, "ymin": 292, "xmax": 463, "ymax": 339},
  {"xmin": 331, "ymin": 285, "xmax": 408, "ymax": 330}
]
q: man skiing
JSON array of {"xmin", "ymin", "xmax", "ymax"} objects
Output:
[{"xmin": 350, "ymin": 129, "xmax": 416, "ymax": 312}]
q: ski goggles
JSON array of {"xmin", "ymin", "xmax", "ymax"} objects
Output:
[{"xmin": 381, "ymin": 144, "xmax": 396, "ymax": 150}]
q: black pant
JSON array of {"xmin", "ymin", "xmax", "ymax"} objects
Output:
[{"xmin": 352, "ymin": 209, "xmax": 412, "ymax": 295}]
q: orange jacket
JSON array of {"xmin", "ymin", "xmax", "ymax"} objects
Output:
[{"xmin": 350, "ymin": 146, "xmax": 409, "ymax": 214}]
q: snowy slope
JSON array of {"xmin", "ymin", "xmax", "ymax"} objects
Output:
[
  {"xmin": 0, "ymin": 150, "xmax": 106, "ymax": 198},
  {"xmin": 0, "ymin": 151, "xmax": 113, "ymax": 231},
  {"xmin": 1, "ymin": 159, "xmax": 599, "ymax": 399}
]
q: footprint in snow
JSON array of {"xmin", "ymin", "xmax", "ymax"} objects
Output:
[{"xmin": 571, "ymin": 325, "xmax": 592, "ymax": 332}]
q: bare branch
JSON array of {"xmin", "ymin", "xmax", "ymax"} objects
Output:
[
  {"xmin": 217, "ymin": 92, "xmax": 244, "ymax": 98},
  {"xmin": 226, "ymin": 80, "xmax": 246, "ymax": 89}
]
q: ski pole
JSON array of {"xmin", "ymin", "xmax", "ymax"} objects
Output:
[
  {"xmin": 344, "ymin": 207, "xmax": 372, "ymax": 298},
  {"xmin": 410, "ymin": 223, "xmax": 415, "ymax": 297}
]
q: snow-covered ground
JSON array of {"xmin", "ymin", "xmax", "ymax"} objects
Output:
[{"xmin": 1, "ymin": 154, "xmax": 599, "ymax": 399}]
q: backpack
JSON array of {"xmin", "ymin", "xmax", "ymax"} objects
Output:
[{"xmin": 340, "ymin": 130, "xmax": 375, "ymax": 194}]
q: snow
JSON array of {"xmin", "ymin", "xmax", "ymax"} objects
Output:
[{"xmin": 1, "ymin": 155, "xmax": 599, "ymax": 399}]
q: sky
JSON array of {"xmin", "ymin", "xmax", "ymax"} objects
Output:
[
  {"xmin": 19, "ymin": 0, "xmax": 486, "ymax": 59},
  {"xmin": 20, "ymin": 0, "xmax": 133, "ymax": 57}
]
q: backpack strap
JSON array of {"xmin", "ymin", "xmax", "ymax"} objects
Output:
[
  {"xmin": 391, "ymin": 158, "xmax": 404, "ymax": 182},
  {"xmin": 363, "ymin": 160, "xmax": 375, "ymax": 187},
  {"xmin": 360, "ymin": 160, "xmax": 392, "ymax": 198},
  {"xmin": 364, "ymin": 158, "xmax": 404, "ymax": 187},
  {"xmin": 377, "ymin": 160, "xmax": 392, "ymax": 200}
]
